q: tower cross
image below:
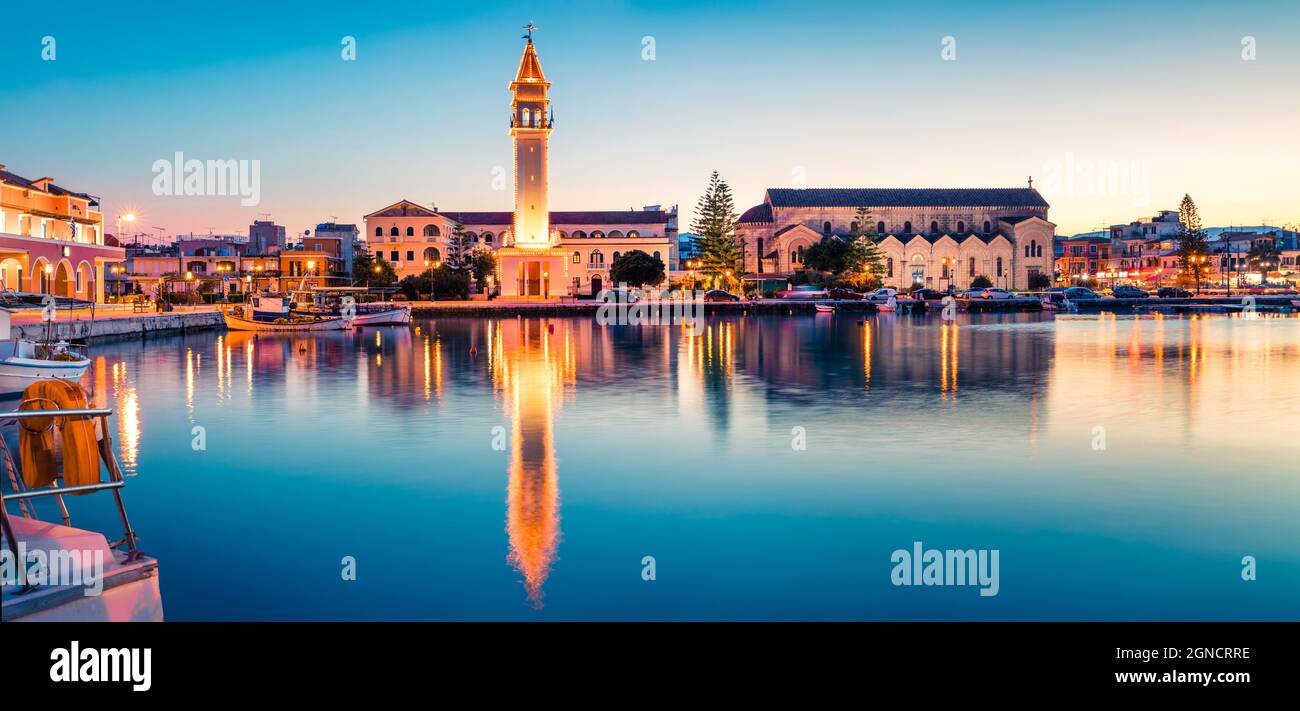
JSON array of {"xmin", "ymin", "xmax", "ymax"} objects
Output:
[{"xmin": 522, "ymin": 22, "xmax": 537, "ymax": 41}]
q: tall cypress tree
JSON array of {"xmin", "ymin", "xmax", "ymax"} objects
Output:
[
  {"xmin": 690, "ymin": 171, "xmax": 741, "ymax": 288},
  {"xmin": 445, "ymin": 222, "xmax": 469, "ymax": 271}
]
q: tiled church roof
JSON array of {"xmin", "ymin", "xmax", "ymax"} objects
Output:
[
  {"xmin": 765, "ymin": 188, "xmax": 1050, "ymax": 209},
  {"xmin": 738, "ymin": 203, "xmax": 773, "ymax": 224}
]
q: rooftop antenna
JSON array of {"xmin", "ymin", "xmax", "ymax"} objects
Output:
[{"xmin": 258, "ymin": 212, "xmax": 271, "ymax": 222}]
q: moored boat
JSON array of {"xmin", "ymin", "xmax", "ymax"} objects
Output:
[
  {"xmin": 223, "ymin": 295, "xmax": 347, "ymax": 332},
  {"xmin": 814, "ymin": 303, "xmax": 835, "ymax": 314},
  {"xmin": 0, "ymin": 309, "xmax": 90, "ymax": 395},
  {"xmin": 1, "ymin": 381, "xmax": 162, "ymax": 621},
  {"xmin": 289, "ymin": 286, "xmax": 411, "ymax": 327}
]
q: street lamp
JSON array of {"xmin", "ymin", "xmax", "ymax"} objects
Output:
[{"xmin": 117, "ymin": 213, "xmax": 136, "ymax": 245}]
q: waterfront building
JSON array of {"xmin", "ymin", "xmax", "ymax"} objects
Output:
[
  {"xmin": 312, "ymin": 223, "xmax": 359, "ymax": 277},
  {"xmin": 363, "ymin": 35, "xmax": 675, "ymax": 297},
  {"xmin": 248, "ymin": 220, "xmax": 286, "ymax": 254},
  {"xmin": 735, "ymin": 186, "xmax": 1056, "ymax": 290},
  {"xmin": 0, "ymin": 163, "xmax": 125, "ymax": 301}
]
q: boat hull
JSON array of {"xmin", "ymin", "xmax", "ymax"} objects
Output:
[
  {"xmin": 223, "ymin": 312, "xmax": 346, "ymax": 332},
  {"xmin": 0, "ymin": 358, "xmax": 90, "ymax": 395},
  {"xmin": 349, "ymin": 307, "xmax": 412, "ymax": 326}
]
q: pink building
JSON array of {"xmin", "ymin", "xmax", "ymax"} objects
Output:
[{"xmin": 0, "ymin": 163, "xmax": 125, "ymax": 302}]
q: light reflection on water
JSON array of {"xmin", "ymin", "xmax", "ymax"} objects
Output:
[{"xmin": 48, "ymin": 312, "xmax": 1300, "ymax": 620}]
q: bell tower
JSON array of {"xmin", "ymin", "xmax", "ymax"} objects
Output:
[
  {"xmin": 510, "ymin": 25, "xmax": 553, "ymax": 248},
  {"xmin": 497, "ymin": 24, "xmax": 568, "ymax": 299}
]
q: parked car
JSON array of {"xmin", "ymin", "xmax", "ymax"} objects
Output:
[
  {"xmin": 826, "ymin": 288, "xmax": 863, "ymax": 300},
  {"xmin": 909, "ymin": 288, "xmax": 947, "ymax": 300},
  {"xmin": 1111, "ymin": 285, "xmax": 1149, "ymax": 299},
  {"xmin": 864, "ymin": 288, "xmax": 898, "ymax": 301},
  {"xmin": 702, "ymin": 289, "xmax": 741, "ymax": 302},
  {"xmin": 963, "ymin": 287, "xmax": 1015, "ymax": 300},
  {"xmin": 1063, "ymin": 287, "xmax": 1101, "ymax": 300},
  {"xmin": 1156, "ymin": 286, "xmax": 1193, "ymax": 298},
  {"xmin": 777, "ymin": 285, "xmax": 828, "ymax": 300}
]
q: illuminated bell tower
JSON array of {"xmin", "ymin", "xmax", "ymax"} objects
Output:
[
  {"xmin": 511, "ymin": 28, "xmax": 552, "ymax": 247},
  {"xmin": 498, "ymin": 24, "xmax": 568, "ymax": 299}
]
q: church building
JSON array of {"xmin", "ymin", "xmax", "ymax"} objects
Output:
[
  {"xmin": 365, "ymin": 32, "xmax": 676, "ymax": 298},
  {"xmin": 736, "ymin": 187, "xmax": 1056, "ymax": 290}
]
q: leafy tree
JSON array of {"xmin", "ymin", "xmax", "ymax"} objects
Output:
[
  {"xmin": 802, "ymin": 237, "xmax": 851, "ymax": 273},
  {"xmin": 970, "ymin": 275, "xmax": 993, "ymax": 288},
  {"xmin": 690, "ymin": 171, "xmax": 741, "ymax": 287},
  {"xmin": 399, "ymin": 265, "xmax": 470, "ymax": 300},
  {"xmin": 468, "ymin": 246, "xmax": 498, "ymax": 288},
  {"xmin": 609, "ymin": 249, "xmax": 666, "ymax": 287},
  {"xmin": 1175, "ymin": 194, "xmax": 1210, "ymax": 293},
  {"xmin": 1028, "ymin": 272, "xmax": 1053, "ymax": 290},
  {"xmin": 354, "ymin": 250, "xmax": 397, "ymax": 286}
]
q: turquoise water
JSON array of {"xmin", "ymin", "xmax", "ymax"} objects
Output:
[{"xmin": 31, "ymin": 312, "xmax": 1300, "ymax": 620}]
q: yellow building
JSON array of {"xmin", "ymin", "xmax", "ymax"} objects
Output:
[{"xmin": 0, "ymin": 163, "xmax": 124, "ymax": 301}]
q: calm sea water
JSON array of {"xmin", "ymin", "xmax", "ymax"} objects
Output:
[{"xmin": 33, "ymin": 312, "xmax": 1300, "ymax": 620}]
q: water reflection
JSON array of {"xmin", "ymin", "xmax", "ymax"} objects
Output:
[
  {"xmin": 70, "ymin": 311, "xmax": 1300, "ymax": 618},
  {"xmin": 491, "ymin": 319, "xmax": 571, "ymax": 607}
]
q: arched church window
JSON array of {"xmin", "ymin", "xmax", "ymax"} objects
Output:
[
  {"xmin": 389, "ymin": 227, "xmax": 399, "ymax": 236},
  {"xmin": 482, "ymin": 232, "xmax": 493, "ymax": 244},
  {"xmin": 608, "ymin": 231, "xmax": 623, "ymax": 239},
  {"xmin": 423, "ymin": 224, "xmax": 440, "ymax": 238},
  {"xmin": 823, "ymin": 221, "xmax": 832, "ymax": 234},
  {"xmin": 521, "ymin": 108, "xmax": 531, "ymax": 126},
  {"xmin": 887, "ymin": 257, "xmax": 894, "ymax": 276},
  {"xmin": 983, "ymin": 221, "xmax": 991, "ymax": 233},
  {"xmin": 997, "ymin": 257, "xmax": 1004, "ymax": 277},
  {"xmin": 851, "ymin": 221, "xmax": 859, "ymax": 234},
  {"xmin": 612, "ymin": 251, "xmax": 621, "ymax": 262},
  {"xmin": 375, "ymin": 227, "xmax": 383, "ymax": 237},
  {"xmin": 877, "ymin": 221, "xmax": 886, "ymax": 234},
  {"xmin": 572, "ymin": 252, "xmax": 580, "ymax": 264},
  {"xmin": 406, "ymin": 226, "xmax": 415, "ymax": 237},
  {"xmin": 573, "ymin": 231, "xmax": 586, "ymax": 239},
  {"xmin": 627, "ymin": 231, "xmax": 639, "ymax": 238},
  {"xmin": 904, "ymin": 221, "xmax": 913, "ymax": 233},
  {"xmin": 591, "ymin": 250, "xmax": 604, "ymax": 265},
  {"xmin": 930, "ymin": 221, "xmax": 939, "ymax": 234},
  {"xmin": 591, "ymin": 231, "xmax": 605, "ymax": 239},
  {"xmin": 957, "ymin": 221, "xmax": 965, "ymax": 233}
]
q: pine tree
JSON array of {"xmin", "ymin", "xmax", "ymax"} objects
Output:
[
  {"xmin": 445, "ymin": 222, "xmax": 469, "ymax": 271},
  {"xmin": 690, "ymin": 172, "xmax": 741, "ymax": 288},
  {"xmin": 1175, "ymin": 194, "xmax": 1210, "ymax": 292}
]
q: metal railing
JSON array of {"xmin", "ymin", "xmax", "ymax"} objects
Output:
[{"xmin": 0, "ymin": 407, "xmax": 141, "ymax": 593}]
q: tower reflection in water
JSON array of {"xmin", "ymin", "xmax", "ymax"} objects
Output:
[{"xmin": 489, "ymin": 318, "xmax": 574, "ymax": 608}]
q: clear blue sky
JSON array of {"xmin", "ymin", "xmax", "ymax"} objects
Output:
[{"xmin": 3, "ymin": 0, "xmax": 1297, "ymax": 239}]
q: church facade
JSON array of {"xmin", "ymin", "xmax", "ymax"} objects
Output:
[
  {"xmin": 364, "ymin": 34, "xmax": 675, "ymax": 298},
  {"xmin": 736, "ymin": 187, "xmax": 1056, "ymax": 290}
]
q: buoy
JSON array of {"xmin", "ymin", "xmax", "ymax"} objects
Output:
[{"xmin": 469, "ymin": 346, "xmax": 478, "ymax": 357}]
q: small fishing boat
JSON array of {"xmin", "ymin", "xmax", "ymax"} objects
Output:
[
  {"xmin": 290, "ymin": 286, "xmax": 411, "ymax": 326},
  {"xmin": 223, "ymin": 295, "xmax": 347, "ymax": 332},
  {"xmin": 814, "ymin": 303, "xmax": 835, "ymax": 314},
  {"xmin": 0, "ymin": 310, "xmax": 90, "ymax": 395},
  {"xmin": 1, "ymin": 380, "xmax": 162, "ymax": 621},
  {"xmin": 874, "ymin": 296, "xmax": 899, "ymax": 313}
]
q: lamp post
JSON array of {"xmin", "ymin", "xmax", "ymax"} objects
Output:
[{"xmin": 117, "ymin": 213, "xmax": 136, "ymax": 245}]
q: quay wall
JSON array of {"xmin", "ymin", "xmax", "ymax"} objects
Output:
[{"xmin": 12, "ymin": 312, "xmax": 225, "ymax": 342}]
